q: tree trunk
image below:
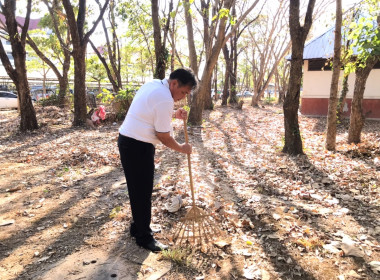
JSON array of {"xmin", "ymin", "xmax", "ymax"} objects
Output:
[
  {"xmin": 213, "ymin": 66, "xmax": 218, "ymax": 101},
  {"xmin": 72, "ymin": 48, "xmax": 88, "ymax": 126},
  {"xmin": 0, "ymin": 0, "xmax": 38, "ymax": 131},
  {"xmin": 93, "ymin": 0, "xmax": 122, "ymax": 93},
  {"xmin": 62, "ymin": 0, "xmax": 109, "ymax": 126},
  {"xmin": 283, "ymin": 54, "xmax": 303, "ymax": 154},
  {"xmin": 277, "ymin": 62, "xmax": 290, "ymax": 105},
  {"xmin": 188, "ymin": 0, "xmax": 259, "ymax": 124},
  {"xmin": 184, "ymin": 0, "xmax": 198, "ymax": 76},
  {"xmin": 188, "ymin": 14, "xmax": 230, "ymax": 123},
  {"xmin": 17, "ymin": 73, "xmax": 38, "ymax": 131},
  {"xmin": 250, "ymin": 92, "xmax": 260, "ymax": 107},
  {"xmin": 221, "ymin": 64, "xmax": 230, "ymax": 106},
  {"xmin": 59, "ymin": 52, "xmax": 70, "ymax": 106},
  {"xmin": 348, "ymin": 56, "xmax": 378, "ymax": 144},
  {"xmin": 229, "ymin": 36, "xmax": 238, "ymax": 104},
  {"xmin": 228, "ymin": 9, "xmax": 238, "ymax": 105},
  {"xmin": 325, "ymin": 0, "xmax": 342, "ymax": 151},
  {"xmin": 283, "ymin": 0, "xmax": 316, "ymax": 155},
  {"xmin": 42, "ymin": 68, "xmax": 47, "ymax": 96},
  {"xmin": 204, "ymin": 80, "xmax": 213, "ymax": 110},
  {"xmin": 151, "ymin": 0, "xmax": 172, "ymax": 79},
  {"xmin": 336, "ymin": 73, "xmax": 349, "ymax": 121},
  {"xmin": 170, "ymin": 6, "xmax": 177, "ymax": 73},
  {"xmin": 189, "ymin": 64, "xmax": 214, "ymax": 124},
  {"xmin": 27, "ymin": 0, "xmax": 72, "ymax": 108},
  {"xmin": 278, "ymin": 90, "xmax": 285, "ymax": 104},
  {"xmin": 222, "ymin": 44, "xmax": 231, "ymax": 106},
  {"xmin": 27, "ymin": 34, "xmax": 71, "ymax": 107},
  {"xmin": 90, "ymin": 40, "xmax": 120, "ymax": 93},
  {"xmin": 274, "ymin": 69, "xmax": 280, "ymax": 102}
]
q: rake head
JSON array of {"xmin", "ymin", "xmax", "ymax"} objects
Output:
[
  {"xmin": 174, "ymin": 118, "xmax": 221, "ymax": 245},
  {"xmin": 173, "ymin": 205, "xmax": 220, "ymax": 245}
]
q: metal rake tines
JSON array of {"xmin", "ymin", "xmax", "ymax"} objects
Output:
[{"xmin": 173, "ymin": 206, "xmax": 220, "ymax": 245}]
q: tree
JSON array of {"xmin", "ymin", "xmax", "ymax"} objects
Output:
[
  {"xmin": 184, "ymin": 0, "xmax": 199, "ymax": 76},
  {"xmin": 185, "ymin": 0, "xmax": 222, "ymax": 109},
  {"xmin": 62, "ymin": 0, "xmax": 109, "ymax": 126},
  {"xmin": 247, "ymin": 0, "xmax": 291, "ymax": 107},
  {"xmin": 347, "ymin": 1, "xmax": 380, "ymax": 143},
  {"xmin": 325, "ymin": 0, "xmax": 342, "ymax": 151},
  {"xmin": 151, "ymin": 0, "xmax": 173, "ymax": 79},
  {"xmin": 26, "ymin": 0, "xmax": 72, "ymax": 107},
  {"xmin": 224, "ymin": 3, "xmax": 259, "ymax": 105},
  {"xmin": 118, "ymin": 0, "xmax": 156, "ymax": 78},
  {"xmin": 221, "ymin": 43, "xmax": 232, "ymax": 106},
  {"xmin": 86, "ymin": 55, "xmax": 108, "ymax": 94},
  {"xmin": 336, "ymin": 8, "xmax": 359, "ymax": 121},
  {"xmin": 26, "ymin": 54, "xmax": 51, "ymax": 97},
  {"xmin": 90, "ymin": 0, "xmax": 123, "ymax": 93},
  {"xmin": 282, "ymin": 0, "xmax": 315, "ymax": 155},
  {"xmin": 188, "ymin": 0, "xmax": 260, "ymax": 125},
  {"xmin": 275, "ymin": 59, "xmax": 290, "ymax": 104},
  {"xmin": 0, "ymin": 0, "xmax": 38, "ymax": 131}
]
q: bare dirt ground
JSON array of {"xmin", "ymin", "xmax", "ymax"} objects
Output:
[{"xmin": 0, "ymin": 103, "xmax": 379, "ymax": 280}]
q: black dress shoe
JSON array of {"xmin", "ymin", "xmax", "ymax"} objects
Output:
[{"xmin": 138, "ymin": 239, "xmax": 168, "ymax": 252}]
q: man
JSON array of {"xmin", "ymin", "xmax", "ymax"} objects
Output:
[{"xmin": 118, "ymin": 68, "xmax": 198, "ymax": 252}]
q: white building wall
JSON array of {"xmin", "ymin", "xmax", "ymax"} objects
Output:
[{"xmin": 302, "ymin": 60, "xmax": 380, "ymax": 99}]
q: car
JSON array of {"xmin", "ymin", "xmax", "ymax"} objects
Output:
[
  {"xmin": 211, "ymin": 89, "xmax": 222, "ymax": 99},
  {"xmin": 31, "ymin": 88, "xmax": 56, "ymax": 101},
  {"xmin": 237, "ymin": 91, "xmax": 253, "ymax": 98},
  {"xmin": 0, "ymin": 91, "xmax": 18, "ymax": 109}
]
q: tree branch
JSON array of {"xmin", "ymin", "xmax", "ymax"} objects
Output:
[
  {"xmin": 0, "ymin": 39, "xmax": 16, "ymax": 81},
  {"xmin": 89, "ymin": 39, "xmax": 118, "ymax": 91},
  {"xmin": 20, "ymin": 0, "xmax": 32, "ymax": 44},
  {"xmin": 84, "ymin": 0, "xmax": 110, "ymax": 43},
  {"xmin": 62, "ymin": 0, "xmax": 80, "ymax": 46},
  {"xmin": 26, "ymin": 33, "xmax": 63, "ymax": 80},
  {"xmin": 222, "ymin": 0, "xmax": 260, "ymax": 47},
  {"xmin": 303, "ymin": 0, "xmax": 316, "ymax": 39},
  {"xmin": 42, "ymin": 0, "xmax": 66, "ymax": 50}
]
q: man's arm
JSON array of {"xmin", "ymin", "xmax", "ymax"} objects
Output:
[{"xmin": 156, "ymin": 132, "xmax": 192, "ymax": 154}]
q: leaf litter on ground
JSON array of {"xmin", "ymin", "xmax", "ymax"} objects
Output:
[{"xmin": 0, "ymin": 103, "xmax": 379, "ymax": 280}]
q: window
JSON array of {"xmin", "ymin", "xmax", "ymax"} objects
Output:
[
  {"xmin": 0, "ymin": 91, "xmax": 16, "ymax": 98},
  {"xmin": 308, "ymin": 59, "xmax": 332, "ymax": 71}
]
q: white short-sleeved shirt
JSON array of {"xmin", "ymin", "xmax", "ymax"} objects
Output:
[{"xmin": 119, "ymin": 79, "xmax": 174, "ymax": 145}]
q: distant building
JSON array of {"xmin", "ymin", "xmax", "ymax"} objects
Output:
[
  {"xmin": 298, "ymin": 26, "xmax": 380, "ymax": 119},
  {"xmin": 0, "ymin": 15, "xmax": 62, "ymax": 87},
  {"xmin": 0, "ymin": 15, "xmax": 41, "ymax": 66}
]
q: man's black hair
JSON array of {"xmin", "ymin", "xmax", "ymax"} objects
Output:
[{"xmin": 169, "ymin": 68, "xmax": 198, "ymax": 91}]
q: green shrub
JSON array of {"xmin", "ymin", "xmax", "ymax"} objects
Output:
[
  {"xmin": 95, "ymin": 86, "xmax": 136, "ymax": 120},
  {"xmin": 37, "ymin": 94, "xmax": 61, "ymax": 107},
  {"xmin": 263, "ymin": 96, "xmax": 277, "ymax": 105}
]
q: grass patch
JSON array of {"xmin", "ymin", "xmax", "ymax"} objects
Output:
[
  {"xmin": 296, "ymin": 237, "xmax": 324, "ymax": 251},
  {"xmin": 160, "ymin": 247, "xmax": 192, "ymax": 266}
]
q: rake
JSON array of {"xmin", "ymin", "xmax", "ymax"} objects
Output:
[{"xmin": 173, "ymin": 118, "xmax": 220, "ymax": 245}]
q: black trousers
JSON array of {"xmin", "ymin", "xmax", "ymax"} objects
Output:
[{"xmin": 118, "ymin": 134, "xmax": 155, "ymax": 245}]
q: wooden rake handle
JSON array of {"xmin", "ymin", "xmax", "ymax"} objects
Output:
[{"xmin": 183, "ymin": 118, "xmax": 196, "ymax": 206}]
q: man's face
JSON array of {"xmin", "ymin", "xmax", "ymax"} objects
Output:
[{"xmin": 170, "ymin": 80, "xmax": 192, "ymax": 102}]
